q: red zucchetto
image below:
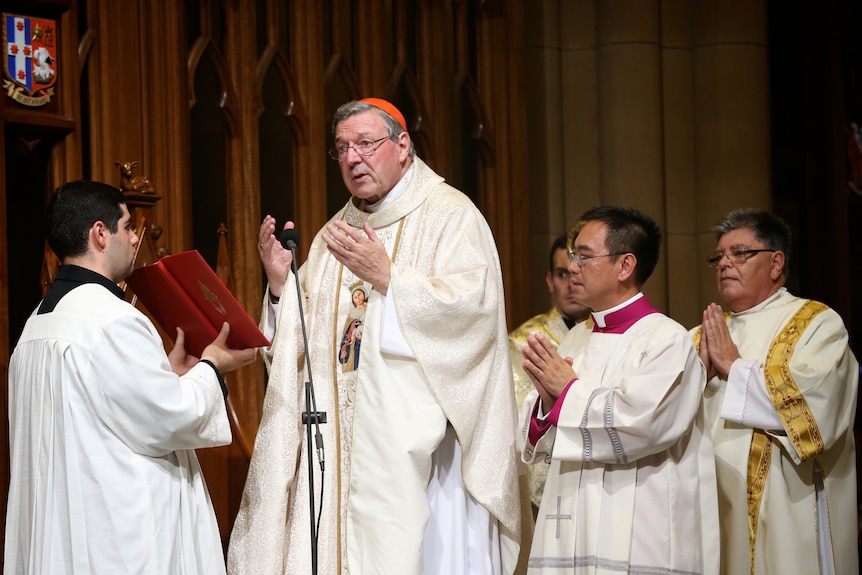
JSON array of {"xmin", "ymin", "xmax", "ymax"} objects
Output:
[{"xmin": 358, "ymin": 97, "xmax": 408, "ymax": 132}]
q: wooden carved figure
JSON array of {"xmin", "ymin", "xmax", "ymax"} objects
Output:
[{"xmin": 114, "ymin": 160, "xmax": 154, "ymax": 194}]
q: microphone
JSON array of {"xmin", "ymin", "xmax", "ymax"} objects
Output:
[
  {"xmin": 280, "ymin": 228, "xmax": 300, "ymax": 250},
  {"xmin": 279, "ymin": 225, "xmax": 326, "ymax": 573},
  {"xmin": 280, "ymin": 227, "xmax": 324, "ymax": 468}
]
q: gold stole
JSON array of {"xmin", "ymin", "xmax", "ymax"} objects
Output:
[{"xmin": 746, "ymin": 300, "xmax": 826, "ymax": 572}]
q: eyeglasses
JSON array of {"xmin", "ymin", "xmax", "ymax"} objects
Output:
[
  {"xmin": 706, "ymin": 247, "xmax": 777, "ymax": 268},
  {"xmin": 328, "ymin": 136, "xmax": 390, "ymax": 161},
  {"xmin": 567, "ymin": 252, "xmax": 628, "ymax": 267}
]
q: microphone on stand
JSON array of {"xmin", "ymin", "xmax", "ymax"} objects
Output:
[
  {"xmin": 279, "ymin": 228, "xmax": 325, "ymax": 467},
  {"xmin": 279, "ymin": 228, "xmax": 300, "ymax": 251},
  {"xmin": 279, "ymin": 227, "xmax": 326, "ymax": 575}
]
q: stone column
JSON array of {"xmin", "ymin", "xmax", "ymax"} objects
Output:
[{"xmin": 691, "ymin": 1, "xmax": 771, "ymax": 314}]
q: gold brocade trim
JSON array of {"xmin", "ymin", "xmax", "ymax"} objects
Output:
[
  {"xmin": 746, "ymin": 430, "xmax": 772, "ymax": 574},
  {"xmin": 332, "ymin": 264, "xmax": 344, "ymax": 575},
  {"xmin": 330, "ymin": 206, "xmax": 350, "ymax": 574},
  {"xmin": 745, "ymin": 299, "xmax": 827, "ymax": 573},
  {"xmin": 390, "ymin": 218, "xmax": 404, "ymax": 262},
  {"xmin": 763, "ymin": 300, "xmax": 827, "ymax": 461}
]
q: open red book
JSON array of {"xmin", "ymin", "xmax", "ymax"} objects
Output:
[{"xmin": 126, "ymin": 250, "xmax": 270, "ymax": 358}]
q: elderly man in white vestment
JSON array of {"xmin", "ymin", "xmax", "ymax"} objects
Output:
[
  {"xmin": 5, "ymin": 180, "xmax": 257, "ymax": 574},
  {"xmin": 695, "ymin": 208, "xmax": 858, "ymax": 575},
  {"xmin": 509, "ymin": 234, "xmax": 590, "ymax": 512},
  {"xmin": 518, "ymin": 206, "xmax": 719, "ymax": 575},
  {"xmin": 227, "ymin": 98, "xmax": 528, "ymax": 574}
]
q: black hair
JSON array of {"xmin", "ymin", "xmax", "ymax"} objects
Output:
[
  {"xmin": 549, "ymin": 234, "xmax": 568, "ymax": 272},
  {"xmin": 578, "ymin": 206, "xmax": 662, "ymax": 286},
  {"xmin": 45, "ymin": 180, "xmax": 126, "ymax": 260}
]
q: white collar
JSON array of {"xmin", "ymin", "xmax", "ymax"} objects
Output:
[
  {"xmin": 731, "ymin": 287, "xmax": 786, "ymax": 315},
  {"xmin": 363, "ymin": 163, "xmax": 414, "ymax": 213},
  {"xmin": 591, "ymin": 292, "xmax": 644, "ymax": 328}
]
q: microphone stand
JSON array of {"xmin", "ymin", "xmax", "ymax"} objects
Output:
[{"xmin": 285, "ymin": 238, "xmax": 326, "ymax": 575}]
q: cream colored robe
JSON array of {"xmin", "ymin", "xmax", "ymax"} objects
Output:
[
  {"xmin": 521, "ymin": 308, "xmax": 719, "ymax": 575},
  {"xmin": 695, "ymin": 289, "xmax": 858, "ymax": 575},
  {"xmin": 228, "ymin": 157, "xmax": 524, "ymax": 574}
]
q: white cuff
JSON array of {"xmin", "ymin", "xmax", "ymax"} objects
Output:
[{"xmin": 720, "ymin": 358, "xmax": 784, "ymax": 430}]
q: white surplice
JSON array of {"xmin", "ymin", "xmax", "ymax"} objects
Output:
[
  {"xmin": 695, "ymin": 289, "xmax": 858, "ymax": 575},
  {"xmin": 521, "ymin": 300, "xmax": 719, "ymax": 575},
  {"xmin": 6, "ymin": 279, "xmax": 230, "ymax": 575},
  {"xmin": 228, "ymin": 157, "xmax": 527, "ymax": 575}
]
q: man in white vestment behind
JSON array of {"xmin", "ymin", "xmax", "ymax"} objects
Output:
[
  {"xmin": 695, "ymin": 208, "xmax": 858, "ymax": 575},
  {"xmin": 5, "ymin": 180, "xmax": 257, "ymax": 574},
  {"xmin": 509, "ymin": 234, "xmax": 590, "ymax": 512},
  {"xmin": 227, "ymin": 98, "xmax": 528, "ymax": 574},
  {"xmin": 518, "ymin": 206, "xmax": 719, "ymax": 575}
]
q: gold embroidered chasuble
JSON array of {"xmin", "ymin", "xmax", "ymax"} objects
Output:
[
  {"xmin": 228, "ymin": 157, "xmax": 525, "ymax": 574},
  {"xmin": 697, "ymin": 290, "xmax": 858, "ymax": 575}
]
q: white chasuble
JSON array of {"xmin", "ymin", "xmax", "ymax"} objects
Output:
[
  {"xmin": 228, "ymin": 157, "xmax": 527, "ymax": 575},
  {"xmin": 695, "ymin": 290, "xmax": 858, "ymax": 575},
  {"xmin": 521, "ymin": 305, "xmax": 719, "ymax": 575}
]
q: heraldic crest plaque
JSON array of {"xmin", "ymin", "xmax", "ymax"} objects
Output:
[{"xmin": 3, "ymin": 13, "xmax": 57, "ymax": 107}]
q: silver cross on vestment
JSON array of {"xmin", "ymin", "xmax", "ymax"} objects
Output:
[{"xmin": 545, "ymin": 496, "xmax": 572, "ymax": 539}]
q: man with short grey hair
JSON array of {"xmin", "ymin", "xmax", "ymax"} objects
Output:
[{"xmin": 696, "ymin": 208, "xmax": 858, "ymax": 575}]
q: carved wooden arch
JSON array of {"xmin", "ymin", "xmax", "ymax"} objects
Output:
[
  {"xmin": 387, "ymin": 63, "xmax": 433, "ymax": 159},
  {"xmin": 254, "ymin": 0, "xmax": 309, "ymax": 143},
  {"xmin": 77, "ymin": 28, "xmax": 95, "ymax": 74},
  {"xmin": 453, "ymin": 71, "xmax": 496, "ymax": 166},
  {"xmin": 388, "ymin": 64, "xmax": 429, "ymax": 133},
  {"xmin": 187, "ymin": 37, "xmax": 240, "ymax": 136},
  {"xmin": 255, "ymin": 47, "xmax": 308, "ymax": 145},
  {"xmin": 323, "ymin": 53, "xmax": 362, "ymax": 101}
]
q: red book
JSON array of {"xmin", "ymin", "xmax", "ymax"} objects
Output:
[{"xmin": 126, "ymin": 250, "xmax": 269, "ymax": 358}]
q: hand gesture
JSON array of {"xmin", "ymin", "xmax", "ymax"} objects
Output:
[
  {"xmin": 700, "ymin": 302, "xmax": 740, "ymax": 380},
  {"xmin": 258, "ymin": 215, "xmax": 294, "ymax": 298},
  {"xmin": 322, "ymin": 221, "xmax": 391, "ymax": 294},
  {"xmin": 521, "ymin": 333, "xmax": 576, "ymax": 411}
]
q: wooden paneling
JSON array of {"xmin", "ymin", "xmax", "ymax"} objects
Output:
[{"xmin": 1, "ymin": 2, "xmax": 79, "ymax": 567}]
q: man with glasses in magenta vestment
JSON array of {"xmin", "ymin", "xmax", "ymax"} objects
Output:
[
  {"xmin": 228, "ymin": 99, "xmax": 529, "ymax": 574},
  {"xmin": 695, "ymin": 208, "xmax": 858, "ymax": 575},
  {"xmin": 518, "ymin": 206, "xmax": 719, "ymax": 575}
]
